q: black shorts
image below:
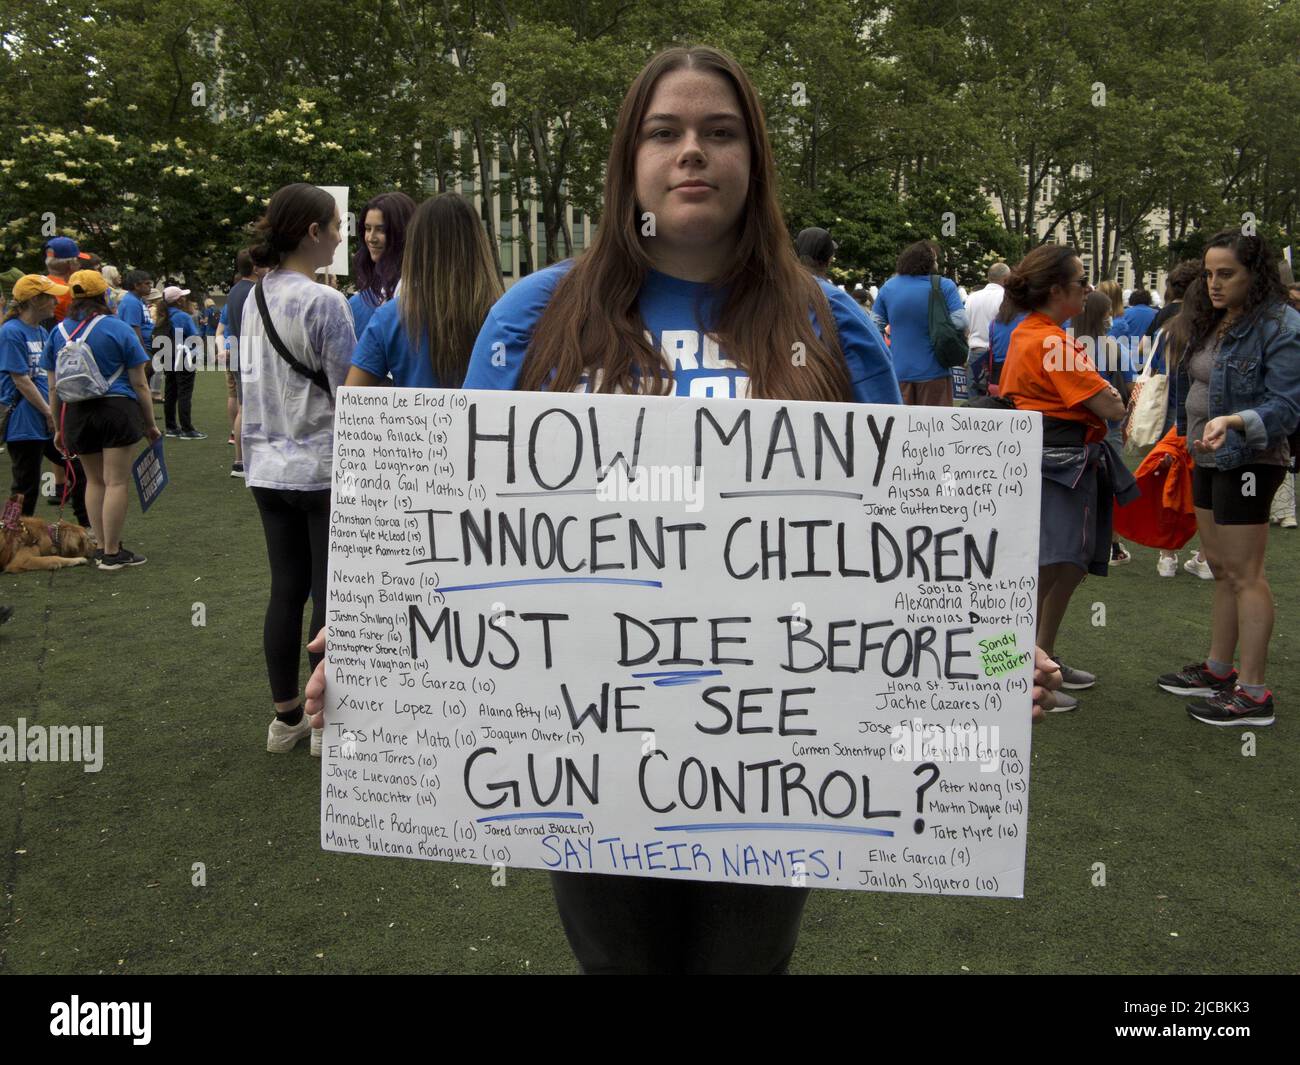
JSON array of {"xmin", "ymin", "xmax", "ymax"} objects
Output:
[
  {"xmin": 63, "ymin": 395, "xmax": 145, "ymax": 454},
  {"xmin": 1192, "ymin": 463, "xmax": 1287, "ymax": 525}
]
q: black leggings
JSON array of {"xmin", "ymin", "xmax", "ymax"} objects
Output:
[
  {"xmin": 7, "ymin": 437, "xmax": 89, "ymax": 526},
  {"xmin": 164, "ymin": 369, "xmax": 196, "ymax": 432},
  {"xmin": 548, "ymin": 871, "xmax": 811, "ymax": 974},
  {"xmin": 251, "ymin": 486, "xmax": 330, "ymax": 702}
]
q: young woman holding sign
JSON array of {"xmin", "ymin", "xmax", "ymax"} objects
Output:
[
  {"xmin": 43, "ymin": 270, "xmax": 159, "ymax": 569},
  {"xmin": 306, "ymin": 44, "xmax": 1061, "ymax": 973}
]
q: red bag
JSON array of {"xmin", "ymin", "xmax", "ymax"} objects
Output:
[{"xmin": 1113, "ymin": 427, "xmax": 1197, "ymax": 549}]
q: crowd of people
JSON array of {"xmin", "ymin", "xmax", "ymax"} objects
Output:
[{"xmin": 3, "ymin": 42, "xmax": 1298, "ymax": 976}]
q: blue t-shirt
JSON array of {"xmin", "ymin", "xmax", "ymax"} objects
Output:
[
  {"xmin": 42, "ymin": 313, "xmax": 149, "ymax": 400},
  {"xmin": 1111, "ymin": 304, "xmax": 1156, "ymax": 339},
  {"xmin": 0, "ymin": 318, "xmax": 51, "ymax": 441},
  {"xmin": 463, "ymin": 260, "xmax": 902, "ymax": 405},
  {"xmin": 117, "ymin": 291, "xmax": 152, "ymax": 346},
  {"xmin": 871, "ymin": 274, "xmax": 964, "ymax": 383},
  {"xmin": 350, "ymin": 292, "xmax": 384, "ymax": 341},
  {"xmin": 159, "ymin": 307, "xmax": 201, "ymax": 340},
  {"xmin": 156, "ymin": 307, "xmax": 201, "ymax": 369},
  {"xmin": 989, "ymin": 312, "xmax": 1030, "ymax": 377},
  {"xmin": 351, "ymin": 300, "xmax": 443, "ymax": 388}
]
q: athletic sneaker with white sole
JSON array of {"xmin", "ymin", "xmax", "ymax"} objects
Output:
[
  {"xmin": 1047, "ymin": 690, "xmax": 1079, "ymax": 712},
  {"xmin": 267, "ymin": 713, "xmax": 312, "ymax": 753},
  {"xmin": 1157, "ymin": 660, "xmax": 1238, "ymax": 697},
  {"xmin": 1184, "ymin": 555, "xmax": 1213, "ymax": 580},
  {"xmin": 310, "ymin": 726, "xmax": 322, "ymax": 757},
  {"xmin": 1186, "ymin": 687, "xmax": 1275, "ymax": 727},
  {"xmin": 1157, "ymin": 554, "xmax": 1178, "ymax": 578},
  {"xmin": 97, "ymin": 545, "xmax": 147, "ymax": 570},
  {"xmin": 1056, "ymin": 664, "xmax": 1096, "ymax": 690}
]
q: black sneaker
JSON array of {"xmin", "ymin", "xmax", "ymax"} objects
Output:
[
  {"xmin": 0, "ymin": 605, "xmax": 13, "ymax": 626},
  {"xmin": 97, "ymin": 545, "xmax": 147, "ymax": 570},
  {"xmin": 164, "ymin": 428, "xmax": 181, "ymax": 438},
  {"xmin": 1157, "ymin": 661, "xmax": 1238, "ymax": 697},
  {"xmin": 45, "ymin": 492, "xmax": 63, "ymax": 506},
  {"xmin": 179, "ymin": 429, "xmax": 207, "ymax": 440},
  {"xmin": 93, "ymin": 548, "xmax": 104, "ymax": 564},
  {"xmin": 1186, "ymin": 687, "xmax": 1275, "ymax": 727},
  {"xmin": 1110, "ymin": 540, "xmax": 1132, "ymax": 564},
  {"xmin": 230, "ymin": 462, "xmax": 245, "ymax": 478}
]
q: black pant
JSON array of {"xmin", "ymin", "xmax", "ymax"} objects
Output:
[
  {"xmin": 548, "ymin": 871, "xmax": 810, "ymax": 974},
  {"xmin": 7, "ymin": 437, "xmax": 89, "ymax": 526},
  {"xmin": 164, "ymin": 369, "xmax": 196, "ymax": 432},
  {"xmin": 251, "ymin": 486, "xmax": 330, "ymax": 702}
]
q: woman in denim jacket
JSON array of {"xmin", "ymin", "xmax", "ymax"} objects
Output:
[{"xmin": 1155, "ymin": 228, "xmax": 1300, "ymax": 727}]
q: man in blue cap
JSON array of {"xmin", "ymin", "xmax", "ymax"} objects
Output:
[{"xmin": 42, "ymin": 236, "xmax": 79, "ymax": 327}]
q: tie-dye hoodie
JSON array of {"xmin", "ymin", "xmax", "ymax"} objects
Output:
[{"xmin": 238, "ymin": 269, "xmax": 355, "ymax": 490}]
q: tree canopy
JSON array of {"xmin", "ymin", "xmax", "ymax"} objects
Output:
[{"xmin": 1, "ymin": 0, "xmax": 1294, "ymax": 289}]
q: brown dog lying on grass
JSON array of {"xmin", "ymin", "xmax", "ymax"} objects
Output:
[{"xmin": 0, "ymin": 517, "xmax": 96, "ymax": 573}]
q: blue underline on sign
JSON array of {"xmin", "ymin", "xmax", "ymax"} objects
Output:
[
  {"xmin": 631, "ymin": 669, "xmax": 724, "ymax": 686},
  {"xmin": 477, "ymin": 812, "xmax": 587, "ymax": 823},
  {"xmin": 438, "ymin": 577, "xmax": 664, "ymax": 592},
  {"xmin": 719, "ymin": 489, "xmax": 864, "ymax": 499},
  {"xmin": 654, "ymin": 822, "xmax": 895, "ymax": 837}
]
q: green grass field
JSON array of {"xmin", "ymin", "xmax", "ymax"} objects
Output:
[{"xmin": 2, "ymin": 373, "xmax": 1297, "ymax": 974}]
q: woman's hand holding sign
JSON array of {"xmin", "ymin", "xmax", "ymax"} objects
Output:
[{"xmin": 305, "ymin": 629, "xmax": 328, "ymax": 729}]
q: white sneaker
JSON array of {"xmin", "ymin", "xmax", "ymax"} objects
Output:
[
  {"xmin": 1184, "ymin": 555, "xmax": 1213, "ymax": 580},
  {"xmin": 1157, "ymin": 555, "xmax": 1178, "ymax": 578},
  {"xmin": 310, "ymin": 725, "xmax": 323, "ymax": 758},
  {"xmin": 1283, "ymin": 516, "xmax": 1298, "ymax": 529},
  {"xmin": 267, "ymin": 713, "xmax": 312, "ymax": 753}
]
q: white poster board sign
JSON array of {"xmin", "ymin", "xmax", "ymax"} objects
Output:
[
  {"xmin": 315, "ymin": 185, "xmax": 349, "ymax": 278},
  {"xmin": 321, "ymin": 388, "xmax": 1041, "ymax": 896}
]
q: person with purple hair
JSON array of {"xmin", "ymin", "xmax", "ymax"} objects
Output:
[{"xmin": 349, "ymin": 191, "xmax": 416, "ymax": 339}]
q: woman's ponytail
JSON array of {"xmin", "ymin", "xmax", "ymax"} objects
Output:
[
  {"xmin": 247, "ymin": 183, "xmax": 336, "ymax": 270},
  {"xmin": 996, "ymin": 245, "xmax": 1079, "ymax": 323}
]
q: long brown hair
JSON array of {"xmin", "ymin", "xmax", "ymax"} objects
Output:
[
  {"xmin": 1096, "ymin": 279, "xmax": 1124, "ymax": 318},
  {"xmin": 1165, "ymin": 229, "xmax": 1287, "ymax": 369},
  {"xmin": 398, "ymin": 193, "xmax": 503, "ymax": 388},
  {"xmin": 3, "ymin": 298, "xmax": 34, "ymax": 324},
  {"xmin": 1073, "ymin": 290, "xmax": 1122, "ymax": 387},
  {"xmin": 517, "ymin": 45, "xmax": 851, "ymax": 402}
]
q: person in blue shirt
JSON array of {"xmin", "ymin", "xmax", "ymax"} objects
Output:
[
  {"xmin": 349, "ymin": 191, "xmax": 416, "ymax": 340},
  {"xmin": 987, "ymin": 310, "xmax": 1029, "ymax": 393},
  {"xmin": 43, "ymin": 270, "xmax": 160, "ymax": 569},
  {"xmin": 870, "ymin": 240, "xmax": 967, "ymax": 405},
  {"xmin": 1110, "ymin": 288, "xmax": 1157, "ymax": 339},
  {"xmin": 307, "ymin": 43, "xmax": 1060, "ymax": 976},
  {"xmin": 201, "ymin": 298, "xmax": 220, "ymax": 338},
  {"xmin": 118, "ymin": 270, "xmax": 158, "ymax": 399},
  {"xmin": 153, "ymin": 286, "xmax": 206, "ymax": 438},
  {"xmin": 346, "ymin": 193, "xmax": 503, "ymax": 389},
  {"xmin": 1, "ymin": 274, "xmax": 88, "ymax": 525}
]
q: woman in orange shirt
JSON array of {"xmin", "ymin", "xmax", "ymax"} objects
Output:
[{"xmin": 997, "ymin": 246, "xmax": 1128, "ymax": 711}]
